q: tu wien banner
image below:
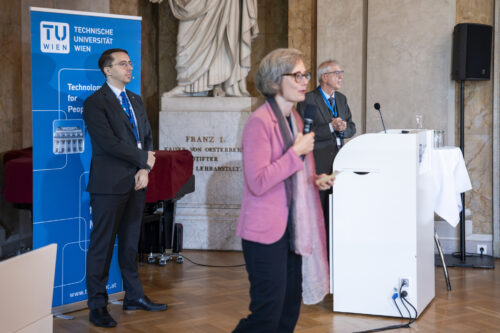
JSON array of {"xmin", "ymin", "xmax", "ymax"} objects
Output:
[{"xmin": 30, "ymin": 7, "xmax": 141, "ymax": 312}]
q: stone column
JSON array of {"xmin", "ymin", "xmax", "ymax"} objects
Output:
[
  {"xmin": 456, "ymin": 0, "xmax": 495, "ymax": 254},
  {"xmin": 317, "ymin": 0, "xmax": 365, "ymax": 135},
  {"xmin": 493, "ymin": 0, "xmax": 500, "ymax": 257},
  {"xmin": 289, "ymin": 0, "xmax": 317, "ymax": 90}
]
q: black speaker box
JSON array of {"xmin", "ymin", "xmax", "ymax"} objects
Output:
[
  {"xmin": 140, "ymin": 216, "xmax": 161, "ymax": 254},
  {"xmin": 451, "ymin": 23, "xmax": 492, "ymax": 81}
]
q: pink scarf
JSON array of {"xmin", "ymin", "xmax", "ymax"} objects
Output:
[
  {"xmin": 266, "ymin": 98, "xmax": 329, "ymax": 305},
  {"xmin": 288, "ymin": 113, "xmax": 330, "ymax": 305}
]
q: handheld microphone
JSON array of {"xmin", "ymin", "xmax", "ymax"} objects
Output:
[
  {"xmin": 374, "ymin": 102, "xmax": 387, "ymax": 133},
  {"xmin": 300, "ymin": 104, "xmax": 317, "ymax": 161},
  {"xmin": 303, "ymin": 104, "xmax": 316, "ymax": 134}
]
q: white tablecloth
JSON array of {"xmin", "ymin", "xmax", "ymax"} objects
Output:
[{"xmin": 432, "ymin": 146, "xmax": 472, "ymax": 227}]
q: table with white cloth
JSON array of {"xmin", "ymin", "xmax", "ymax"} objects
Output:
[
  {"xmin": 432, "ymin": 146, "xmax": 472, "ymax": 227},
  {"xmin": 431, "ymin": 146, "xmax": 493, "ymax": 268}
]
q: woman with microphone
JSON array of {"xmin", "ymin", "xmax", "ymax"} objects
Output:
[{"xmin": 233, "ymin": 48, "xmax": 334, "ymax": 333}]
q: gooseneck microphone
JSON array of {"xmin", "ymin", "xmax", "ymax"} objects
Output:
[
  {"xmin": 374, "ymin": 102, "xmax": 387, "ymax": 133},
  {"xmin": 303, "ymin": 104, "xmax": 316, "ymax": 134}
]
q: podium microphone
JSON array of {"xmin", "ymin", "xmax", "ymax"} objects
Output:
[
  {"xmin": 374, "ymin": 102, "xmax": 387, "ymax": 133},
  {"xmin": 303, "ymin": 104, "xmax": 316, "ymax": 134}
]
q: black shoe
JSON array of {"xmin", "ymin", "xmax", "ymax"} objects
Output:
[
  {"xmin": 123, "ymin": 295, "xmax": 167, "ymax": 312},
  {"xmin": 89, "ymin": 307, "xmax": 117, "ymax": 328}
]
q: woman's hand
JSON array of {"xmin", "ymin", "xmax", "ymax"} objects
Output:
[
  {"xmin": 292, "ymin": 132, "xmax": 315, "ymax": 157},
  {"xmin": 315, "ymin": 173, "xmax": 335, "ymax": 190}
]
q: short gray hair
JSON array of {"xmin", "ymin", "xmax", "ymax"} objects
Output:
[
  {"xmin": 317, "ymin": 60, "xmax": 339, "ymax": 84},
  {"xmin": 256, "ymin": 48, "xmax": 304, "ymax": 98}
]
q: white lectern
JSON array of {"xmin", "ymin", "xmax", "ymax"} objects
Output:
[{"xmin": 331, "ymin": 130, "xmax": 434, "ymax": 318}]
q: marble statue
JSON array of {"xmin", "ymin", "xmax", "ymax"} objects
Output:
[{"xmin": 166, "ymin": 0, "xmax": 258, "ymax": 97}]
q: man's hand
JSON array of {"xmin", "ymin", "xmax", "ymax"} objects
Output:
[
  {"xmin": 147, "ymin": 151, "xmax": 156, "ymax": 169},
  {"xmin": 331, "ymin": 118, "xmax": 347, "ymax": 131},
  {"xmin": 134, "ymin": 169, "xmax": 149, "ymax": 191}
]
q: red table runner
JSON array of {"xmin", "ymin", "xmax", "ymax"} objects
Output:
[{"xmin": 145, "ymin": 150, "xmax": 193, "ymax": 202}]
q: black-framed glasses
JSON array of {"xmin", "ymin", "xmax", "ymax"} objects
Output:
[
  {"xmin": 325, "ymin": 70, "xmax": 344, "ymax": 76},
  {"xmin": 109, "ymin": 61, "xmax": 134, "ymax": 69},
  {"xmin": 282, "ymin": 71, "xmax": 311, "ymax": 83}
]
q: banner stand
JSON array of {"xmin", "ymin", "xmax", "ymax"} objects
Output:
[{"xmin": 30, "ymin": 7, "xmax": 142, "ymax": 314}]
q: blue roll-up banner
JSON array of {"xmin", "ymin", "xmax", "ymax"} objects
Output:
[{"xmin": 30, "ymin": 7, "xmax": 142, "ymax": 311}]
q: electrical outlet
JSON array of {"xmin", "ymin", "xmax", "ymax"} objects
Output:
[
  {"xmin": 477, "ymin": 244, "xmax": 488, "ymax": 255},
  {"xmin": 399, "ymin": 278, "xmax": 409, "ymax": 289}
]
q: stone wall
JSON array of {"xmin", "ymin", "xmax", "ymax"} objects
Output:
[
  {"xmin": 1, "ymin": 0, "xmax": 111, "ymax": 258},
  {"xmin": 0, "ymin": 0, "xmax": 22, "ymax": 153},
  {"xmin": 3, "ymin": 0, "xmax": 497, "ymax": 254},
  {"xmin": 317, "ymin": 0, "xmax": 366, "ymax": 135},
  {"xmin": 316, "ymin": 0, "xmax": 496, "ymax": 253}
]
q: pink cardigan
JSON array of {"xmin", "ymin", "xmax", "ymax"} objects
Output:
[{"xmin": 236, "ymin": 101, "xmax": 305, "ymax": 244}]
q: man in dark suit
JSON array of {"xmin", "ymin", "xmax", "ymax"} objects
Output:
[
  {"xmin": 83, "ymin": 48, "xmax": 167, "ymax": 328},
  {"xmin": 297, "ymin": 60, "xmax": 356, "ymax": 246}
]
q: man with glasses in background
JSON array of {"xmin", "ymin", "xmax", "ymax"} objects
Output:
[
  {"xmin": 83, "ymin": 48, "xmax": 167, "ymax": 328},
  {"xmin": 298, "ymin": 60, "xmax": 356, "ymax": 256}
]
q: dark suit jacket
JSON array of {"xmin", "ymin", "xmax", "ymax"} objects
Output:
[
  {"xmin": 83, "ymin": 83, "xmax": 153, "ymax": 194},
  {"xmin": 297, "ymin": 87, "xmax": 356, "ymax": 175}
]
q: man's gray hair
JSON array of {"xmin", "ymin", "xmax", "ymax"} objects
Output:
[
  {"xmin": 256, "ymin": 48, "xmax": 304, "ymax": 98},
  {"xmin": 317, "ymin": 60, "xmax": 339, "ymax": 84}
]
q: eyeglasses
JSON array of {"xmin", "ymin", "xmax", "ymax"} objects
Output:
[
  {"xmin": 282, "ymin": 71, "xmax": 311, "ymax": 83},
  {"xmin": 109, "ymin": 61, "xmax": 134, "ymax": 69},
  {"xmin": 325, "ymin": 70, "xmax": 344, "ymax": 76}
]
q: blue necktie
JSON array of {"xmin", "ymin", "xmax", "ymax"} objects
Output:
[
  {"xmin": 119, "ymin": 91, "xmax": 140, "ymax": 144},
  {"xmin": 328, "ymin": 96, "xmax": 337, "ymax": 118}
]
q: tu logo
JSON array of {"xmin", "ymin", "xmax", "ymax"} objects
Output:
[{"xmin": 40, "ymin": 21, "xmax": 70, "ymax": 54}]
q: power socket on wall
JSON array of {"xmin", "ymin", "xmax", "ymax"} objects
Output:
[
  {"xmin": 477, "ymin": 244, "xmax": 488, "ymax": 255},
  {"xmin": 399, "ymin": 278, "xmax": 409, "ymax": 289}
]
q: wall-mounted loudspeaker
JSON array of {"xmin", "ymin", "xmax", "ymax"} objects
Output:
[{"xmin": 451, "ymin": 23, "xmax": 492, "ymax": 81}]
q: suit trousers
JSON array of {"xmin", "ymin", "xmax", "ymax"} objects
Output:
[
  {"xmin": 233, "ymin": 230, "xmax": 302, "ymax": 333},
  {"xmin": 86, "ymin": 189, "xmax": 146, "ymax": 310}
]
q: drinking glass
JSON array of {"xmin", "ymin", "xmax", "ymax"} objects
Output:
[
  {"xmin": 415, "ymin": 114, "xmax": 423, "ymax": 129},
  {"xmin": 433, "ymin": 130, "xmax": 444, "ymax": 148}
]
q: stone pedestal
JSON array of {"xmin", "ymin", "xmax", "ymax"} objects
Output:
[{"xmin": 159, "ymin": 96, "xmax": 263, "ymax": 250}]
